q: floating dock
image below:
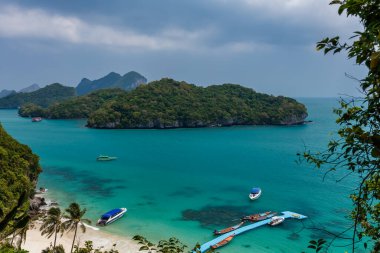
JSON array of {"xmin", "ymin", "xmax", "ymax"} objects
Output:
[{"xmin": 197, "ymin": 211, "xmax": 307, "ymax": 253}]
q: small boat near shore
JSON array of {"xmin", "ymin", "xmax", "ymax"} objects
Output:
[
  {"xmin": 96, "ymin": 155, "xmax": 117, "ymax": 161},
  {"xmin": 36, "ymin": 187, "xmax": 48, "ymax": 194},
  {"xmin": 97, "ymin": 208, "xmax": 127, "ymax": 226},
  {"xmin": 249, "ymin": 187, "xmax": 262, "ymax": 200},
  {"xmin": 32, "ymin": 117, "xmax": 42, "ymax": 122},
  {"xmin": 211, "ymin": 234, "xmax": 235, "ymax": 249},
  {"xmin": 213, "ymin": 222, "xmax": 245, "ymax": 235},
  {"xmin": 268, "ymin": 216, "xmax": 285, "ymax": 226},
  {"xmin": 241, "ymin": 211, "xmax": 274, "ymax": 222}
]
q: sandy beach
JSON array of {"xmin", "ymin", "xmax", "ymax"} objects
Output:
[{"xmin": 23, "ymin": 222, "xmax": 140, "ymax": 253}]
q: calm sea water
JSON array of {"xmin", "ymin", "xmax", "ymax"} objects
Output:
[{"xmin": 0, "ymin": 98, "xmax": 365, "ymax": 253}]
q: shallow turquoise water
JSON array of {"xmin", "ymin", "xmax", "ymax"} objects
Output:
[{"xmin": 0, "ymin": 98, "xmax": 364, "ymax": 253}]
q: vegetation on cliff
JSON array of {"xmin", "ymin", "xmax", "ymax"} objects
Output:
[
  {"xmin": 0, "ymin": 124, "xmax": 41, "ymax": 239},
  {"xmin": 0, "ymin": 84, "xmax": 75, "ymax": 109}
]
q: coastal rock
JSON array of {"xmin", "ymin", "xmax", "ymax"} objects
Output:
[{"xmin": 30, "ymin": 196, "xmax": 47, "ymax": 211}]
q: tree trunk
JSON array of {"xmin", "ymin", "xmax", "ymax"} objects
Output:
[
  {"xmin": 53, "ymin": 227, "xmax": 58, "ymax": 248},
  {"xmin": 70, "ymin": 223, "xmax": 78, "ymax": 253}
]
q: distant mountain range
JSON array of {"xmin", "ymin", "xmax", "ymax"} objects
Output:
[
  {"xmin": 0, "ymin": 71, "xmax": 147, "ymax": 108},
  {"xmin": 76, "ymin": 71, "xmax": 147, "ymax": 95},
  {"xmin": 0, "ymin": 83, "xmax": 75, "ymax": 109},
  {"xmin": 0, "ymin": 89, "xmax": 16, "ymax": 98},
  {"xmin": 0, "ymin": 84, "xmax": 40, "ymax": 99},
  {"xmin": 19, "ymin": 84, "xmax": 40, "ymax": 93}
]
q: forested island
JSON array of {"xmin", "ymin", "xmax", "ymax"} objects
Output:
[
  {"xmin": 19, "ymin": 78, "xmax": 307, "ymax": 129},
  {"xmin": 0, "ymin": 83, "xmax": 75, "ymax": 109}
]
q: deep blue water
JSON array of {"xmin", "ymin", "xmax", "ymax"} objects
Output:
[{"xmin": 0, "ymin": 98, "xmax": 365, "ymax": 253}]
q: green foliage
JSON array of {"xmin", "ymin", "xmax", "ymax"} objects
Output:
[
  {"xmin": 133, "ymin": 235, "xmax": 187, "ymax": 253},
  {"xmin": 19, "ymin": 89, "xmax": 126, "ymax": 119},
  {"xmin": 305, "ymin": 239, "xmax": 326, "ymax": 253},
  {"xmin": 20, "ymin": 79, "xmax": 307, "ymax": 129},
  {"xmin": 302, "ymin": 1, "xmax": 380, "ymax": 252},
  {"xmin": 0, "ymin": 243, "xmax": 28, "ymax": 253},
  {"xmin": 41, "ymin": 244, "xmax": 65, "ymax": 253},
  {"xmin": 0, "ymin": 83, "xmax": 75, "ymax": 109},
  {"xmin": 0, "ymin": 125, "xmax": 41, "ymax": 239},
  {"xmin": 73, "ymin": 241, "xmax": 119, "ymax": 253},
  {"xmin": 87, "ymin": 78, "xmax": 307, "ymax": 129}
]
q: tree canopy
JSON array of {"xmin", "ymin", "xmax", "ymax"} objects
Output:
[{"xmin": 0, "ymin": 124, "xmax": 41, "ymax": 239}]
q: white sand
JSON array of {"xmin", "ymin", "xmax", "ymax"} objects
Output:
[{"xmin": 22, "ymin": 222, "xmax": 140, "ymax": 253}]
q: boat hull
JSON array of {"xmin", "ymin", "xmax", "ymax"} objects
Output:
[
  {"xmin": 97, "ymin": 208, "xmax": 127, "ymax": 226},
  {"xmin": 211, "ymin": 234, "xmax": 235, "ymax": 249},
  {"xmin": 268, "ymin": 216, "xmax": 285, "ymax": 226},
  {"xmin": 249, "ymin": 190, "xmax": 261, "ymax": 200}
]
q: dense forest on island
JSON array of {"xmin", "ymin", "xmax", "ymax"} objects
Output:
[
  {"xmin": 0, "ymin": 124, "xmax": 41, "ymax": 239},
  {"xmin": 20, "ymin": 78, "xmax": 307, "ymax": 129},
  {"xmin": 19, "ymin": 89, "xmax": 126, "ymax": 119},
  {"xmin": 0, "ymin": 84, "xmax": 75, "ymax": 109}
]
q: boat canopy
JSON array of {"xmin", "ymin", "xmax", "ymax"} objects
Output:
[
  {"xmin": 250, "ymin": 188, "xmax": 261, "ymax": 194},
  {"xmin": 101, "ymin": 208, "xmax": 122, "ymax": 220}
]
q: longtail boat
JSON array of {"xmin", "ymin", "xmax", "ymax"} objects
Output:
[
  {"xmin": 241, "ymin": 211, "xmax": 274, "ymax": 222},
  {"xmin": 213, "ymin": 222, "xmax": 245, "ymax": 235},
  {"xmin": 210, "ymin": 234, "xmax": 235, "ymax": 249}
]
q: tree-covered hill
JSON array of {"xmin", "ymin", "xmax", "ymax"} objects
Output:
[
  {"xmin": 0, "ymin": 83, "xmax": 75, "ymax": 109},
  {"xmin": 19, "ymin": 89, "xmax": 126, "ymax": 119},
  {"xmin": 87, "ymin": 78, "xmax": 307, "ymax": 129},
  {"xmin": 76, "ymin": 71, "xmax": 147, "ymax": 95},
  {"xmin": 18, "ymin": 78, "xmax": 308, "ymax": 129},
  {"xmin": 0, "ymin": 124, "xmax": 41, "ymax": 238}
]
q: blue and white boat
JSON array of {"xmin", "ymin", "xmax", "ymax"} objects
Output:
[
  {"xmin": 96, "ymin": 208, "xmax": 127, "ymax": 226},
  {"xmin": 249, "ymin": 187, "xmax": 262, "ymax": 200}
]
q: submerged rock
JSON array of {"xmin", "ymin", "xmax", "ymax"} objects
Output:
[{"xmin": 182, "ymin": 205, "xmax": 252, "ymax": 227}]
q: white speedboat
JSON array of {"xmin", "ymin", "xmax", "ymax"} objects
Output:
[
  {"xmin": 96, "ymin": 208, "xmax": 127, "ymax": 226},
  {"xmin": 268, "ymin": 216, "xmax": 285, "ymax": 226},
  {"xmin": 249, "ymin": 187, "xmax": 262, "ymax": 200}
]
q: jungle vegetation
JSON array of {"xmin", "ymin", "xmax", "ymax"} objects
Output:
[
  {"xmin": 19, "ymin": 78, "xmax": 307, "ymax": 129},
  {"xmin": 0, "ymin": 124, "xmax": 41, "ymax": 241}
]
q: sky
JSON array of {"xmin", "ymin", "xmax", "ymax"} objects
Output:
[{"xmin": 0, "ymin": 0, "xmax": 366, "ymax": 97}]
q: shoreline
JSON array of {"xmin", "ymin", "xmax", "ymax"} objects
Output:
[
  {"xmin": 23, "ymin": 222, "xmax": 140, "ymax": 253},
  {"xmin": 24, "ymin": 193, "xmax": 140, "ymax": 253}
]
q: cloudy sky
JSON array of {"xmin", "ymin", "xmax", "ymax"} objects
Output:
[{"xmin": 0, "ymin": 0, "xmax": 364, "ymax": 97}]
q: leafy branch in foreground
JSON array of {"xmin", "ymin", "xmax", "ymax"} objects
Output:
[
  {"xmin": 133, "ymin": 235, "xmax": 187, "ymax": 253},
  {"xmin": 301, "ymin": 0, "xmax": 380, "ymax": 252}
]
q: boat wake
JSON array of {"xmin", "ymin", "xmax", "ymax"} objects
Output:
[{"xmin": 83, "ymin": 222, "xmax": 100, "ymax": 231}]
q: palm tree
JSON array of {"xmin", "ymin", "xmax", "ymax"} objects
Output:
[
  {"xmin": 40, "ymin": 207, "xmax": 65, "ymax": 248},
  {"xmin": 63, "ymin": 203, "xmax": 91, "ymax": 253}
]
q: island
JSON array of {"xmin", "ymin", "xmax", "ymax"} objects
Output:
[{"xmin": 19, "ymin": 78, "xmax": 307, "ymax": 129}]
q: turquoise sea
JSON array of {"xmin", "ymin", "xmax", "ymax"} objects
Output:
[{"xmin": 0, "ymin": 98, "xmax": 364, "ymax": 253}]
